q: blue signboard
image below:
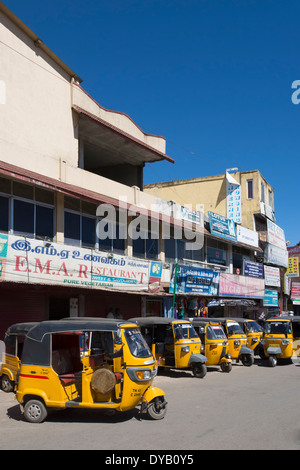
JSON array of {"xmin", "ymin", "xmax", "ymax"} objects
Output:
[
  {"xmin": 263, "ymin": 290, "xmax": 279, "ymax": 307},
  {"xmin": 170, "ymin": 265, "xmax": 220, "ymax": 296},
  {"xmin": 208, "ymin": 211, "xmax": 237, "ymax": 242},
  {"xmin": 243, "ymin": 260, "xmax": 264, "ymax": 279}
]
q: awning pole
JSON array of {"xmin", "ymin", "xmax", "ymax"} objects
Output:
[{"xmin": 171, "ymin": 263, "xmax": 178, "ymax": 318}]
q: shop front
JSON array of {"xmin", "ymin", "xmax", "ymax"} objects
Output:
[{"xmin": 0, "ymin": 232, "xmax": 164, "ymax": 338}]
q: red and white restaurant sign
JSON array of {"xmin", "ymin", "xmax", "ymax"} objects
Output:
[{"xmin": 291, "ymin": 282, "xmax": 300, "ymax": 300}]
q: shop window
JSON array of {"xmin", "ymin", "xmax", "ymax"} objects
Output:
[
  {"xmin": 98, "ymin": 220, "xmax": 125, "ymax": 255},
  {"xmin": 261, "ymin": 183, "xmax": 265, "ymax": 203},
  {"xmin": 36, "ymin": 205, "xmax": 54, "ymax": 239},
  {"xmin": 0, "ymin": 196, "xmax": 9, "ymax": 232},
  {"xmin": 207, "ymin": 239, "xmax": 227, "ymax": 266},
  {"xmin": 15, "ymin": 199, "xmax": 52, "ymax": 239},
  {"xmin": 13, "ymin": 200, "xmax": 34, "ymax": 235},
  {"xmin": 64, "ymin": 211, "xmax": 96, "ymax": 248},
  {"xmin": 64, "ymin": 211, "xmax": 81, "ymax": 246},
  {"xmin": 133, "ymin": 231, "xmax": 158, "ymax": 260},
  {"xmin": 247, "ymin": 180, "xmax": 253, "ymax": 199},
  {"xmin": 0, "ymin": 180, "xmax": 55, "ymax": 240},
  {"xmin": 232, "ymin": 246, "xmax": 250, "ymax": 274}
]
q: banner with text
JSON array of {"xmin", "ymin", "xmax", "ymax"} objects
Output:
[{"xmin": 0, "ymin": 234, "xmax": 161, "ymax": 292}]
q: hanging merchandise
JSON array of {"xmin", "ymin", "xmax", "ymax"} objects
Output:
[{"xmin": 177, "ymin": 297, "xmax": 186, "ymax": 319}]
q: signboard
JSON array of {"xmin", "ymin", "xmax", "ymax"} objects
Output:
[
  {"xmin": 265, "ymin": 244, "xmax": 288, "ymax": 268},
  {"xmin": 0, "ymin": 234, "xmax": 159, "ymax": 292},
  {"xmin": 264, "ymin": 266, "xmax": 281, "ymax": 287},
  {"xmin": 263, "ymin": 289, "xmax": 279, "ymax": 307},
  {"xmin": 267, "ymin": 220, "xmax": 286, "ymax": 250},
  {"xmin": 244, "ymin": 260, "xmax": 263, "ymax": 279},
  {"xmin": 286, "ymin": 257, "xmax": 299, "ymax": 277},
  {"xmin": 170, "ymin": 265, "xmax": 220, "ymax": 296},
  {"xmin": 148, "ymin": 262, "xmax": 163, "ymax": 292},
  {"xmin": 208, "ymin": 211, "xmax": 237, "ymax": 242},
  {"xmin": 219, "ymin": 273, "xmax": 265, "ymax": 299},
  {"xmin": 236, "ymin": 225, "xmax": 258, "ymax": 248},
  {"xmin": 226, "ymin": 172, "xmax": 241, "ymax": 224},
  {"xmin": 291, "ymin": 282, "xmax": 300, "ymax": 300}
]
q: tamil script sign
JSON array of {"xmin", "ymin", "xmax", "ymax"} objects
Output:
[
  {"xmin": 170, "ymin": 265, "xmax": 220, "ymax": 296},
  {"xmin": 264, "ymin": 266, "xmax": 281, "ymax": 287},
  {"xmin": 263, "ymin": 289, "xmax": 279, "ymax": 307},
  {"xmin": 243, "ymin": 260, "xmax": 264, "ymax": 279},
  {"xmin": 0, "ymin": 233, "xmax": 163, "ymax": 292},
  {"xmin": 286, "ymin": 257, "xmax": 299, "ymax": 277}
]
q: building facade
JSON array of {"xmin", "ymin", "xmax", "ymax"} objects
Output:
[
  {"xmin": 145, "ymin": 172, "xmax": 289, "ymax": 317},
  {"xmin": 0, "ymin": 3, "xmax": 284, "ymax": 339}
]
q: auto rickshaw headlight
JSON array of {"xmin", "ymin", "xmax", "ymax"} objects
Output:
[
  {"xmin": 234, "ymin": 340, "xmax": 240, "ymax": 346},
  {"xmin": 282, "ymin": 340, "xmax": 290, "ymax": 346},
  {"xmin": 261, "ymin": 339, "xmax": 266, "ymax": 345},
  {"xmin": 136, "ymin": 370, "xmax": 151, "ymax": 380},
  {"xmin": 127, "ymin": 368, "xmax": 153, "ymax": 382},
  {"xmin": 181, "ymin": 346, "xmax": 190, "ymax": 353}
]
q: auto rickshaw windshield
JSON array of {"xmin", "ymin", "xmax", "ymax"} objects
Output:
[
  {"xmin": 244, "ymin": 321, "xmax": 263, "ymax": 333},
  {"xmin": 265, "ymin": 321, "xmax": 292, "ymax": 335},
  {"xmin": 174, "ymin": 323, "xmax": 199, "ymax": 340},
  {"xmin": 124, "ymin": 328, "xmax": 152, "ymax": 358},
  {"xmin": 207, "ymin": 325, "xmax": 226, "ymax": 340},
  {"xmin": 227, "ymin": 322, "xmax": 244, "ymax": 335}
]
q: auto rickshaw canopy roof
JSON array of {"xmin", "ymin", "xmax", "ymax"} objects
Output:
[
  {"xmin": 5, "ymin": 322, "xmax": 39, "ymax": 337},
  {"xmin": 26, "ymin": 319, "xmax": 136, "ymax": 342},
  {"xmin": 130, "ymin": 316, "xmax": 191, "ymax": 327}
]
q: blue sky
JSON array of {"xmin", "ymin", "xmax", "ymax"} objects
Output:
[{"xmin": 3, "ymin": 0, "xmax": 300, "ymax": 245}]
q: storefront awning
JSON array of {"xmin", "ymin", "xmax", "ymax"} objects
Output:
[{"xmin": 208, "ymin": 299, "xmax": 257, "ymax": 307}]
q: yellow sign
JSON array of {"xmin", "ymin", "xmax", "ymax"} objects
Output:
[{"xmin": 286, "ymin": 257, "xmax": 299, "ymax": 277}]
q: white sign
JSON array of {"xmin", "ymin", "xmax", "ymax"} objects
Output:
[
  {"xmin": 226, "ymin": 172, "xmax": 241, "ymax": 224},
  {"xmin": 265, "ymin": 243, "xmax": 288, "ymax": 268},
  {"xmin": 264, "ymin": 266, "xmax": 281, "ymax": 287},
  {"xmin": 267, "ymin": 220, "xmax": 286, "ymax": 250},
  {"xmin": 1, "ymin": 234, "xmax": 157, "ymax": 292},
  {"xmin": 236, "ymin": 225, "xmax": 258, "ymax": 248}
]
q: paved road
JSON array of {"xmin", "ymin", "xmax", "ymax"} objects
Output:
[{"xmin": 0, "ymin": 359, "xmax": 299, "ymax": 451}]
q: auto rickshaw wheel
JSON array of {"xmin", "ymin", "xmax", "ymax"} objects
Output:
[
  {"xmin": 147, "ymin": 397, "xmax": 167, "ymax": 420},
  {"xmin": 1, "ymin": 375, "xmax": 13, "ymax": 393},
  {"xmin": 220, "ymin": 362, "xmax": 232, "ymax": 373},
  {"xmin": 191, "ymin": 363, "xmax": 207, "ymax": 378},
  {"xmin": 23, "ymin": 399, "xmax": 47, "ymax": 423},
  {"xmin": 268, "ymin": 355, "xmax": 277, "ymax": 367},
  {"xmin": 240, "ymin": 354, "xmax": 254, "ymax": 367}
]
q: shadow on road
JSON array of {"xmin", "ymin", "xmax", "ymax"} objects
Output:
[{"xmin": 6, "ymin": 402, "xmax": 144, "ymax": 424}]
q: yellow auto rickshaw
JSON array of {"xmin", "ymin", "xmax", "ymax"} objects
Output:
[
  {"xmin": 291, "ymin": 317, "xmax": 300, "ymax": 362},
  {"xmin": 16, "ymin": 319, "xmax": 167, "ymax": 423},
  {"xmin": 212, "ymin": 318, "xmax": 254, "ymax": 366},
  {"xmin": 231, "ymin": 318, "xmax": 263, "ymax": 355},
  {"xmin": 0, "ymin": 322, "xmax": 37, "ymax": 393},
  {"xmin": 190, "ymin": 318, "xmax": 232, "ymax": 372},
  {"xmin": 130, "ymin": 317, "xmax": 207, "ymax": 378},
  {"xmin": 260, "ymin": 317, "xmax": 293, "ymax": 367}
]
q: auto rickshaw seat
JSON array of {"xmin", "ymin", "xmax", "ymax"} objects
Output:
[
  {"xmin": 156, "ymin": 342, "xmax": 165, "ymax": 354},
  {"xmin": 52, "ymin": 347, "xmax": 83, "ymax": 386}
]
